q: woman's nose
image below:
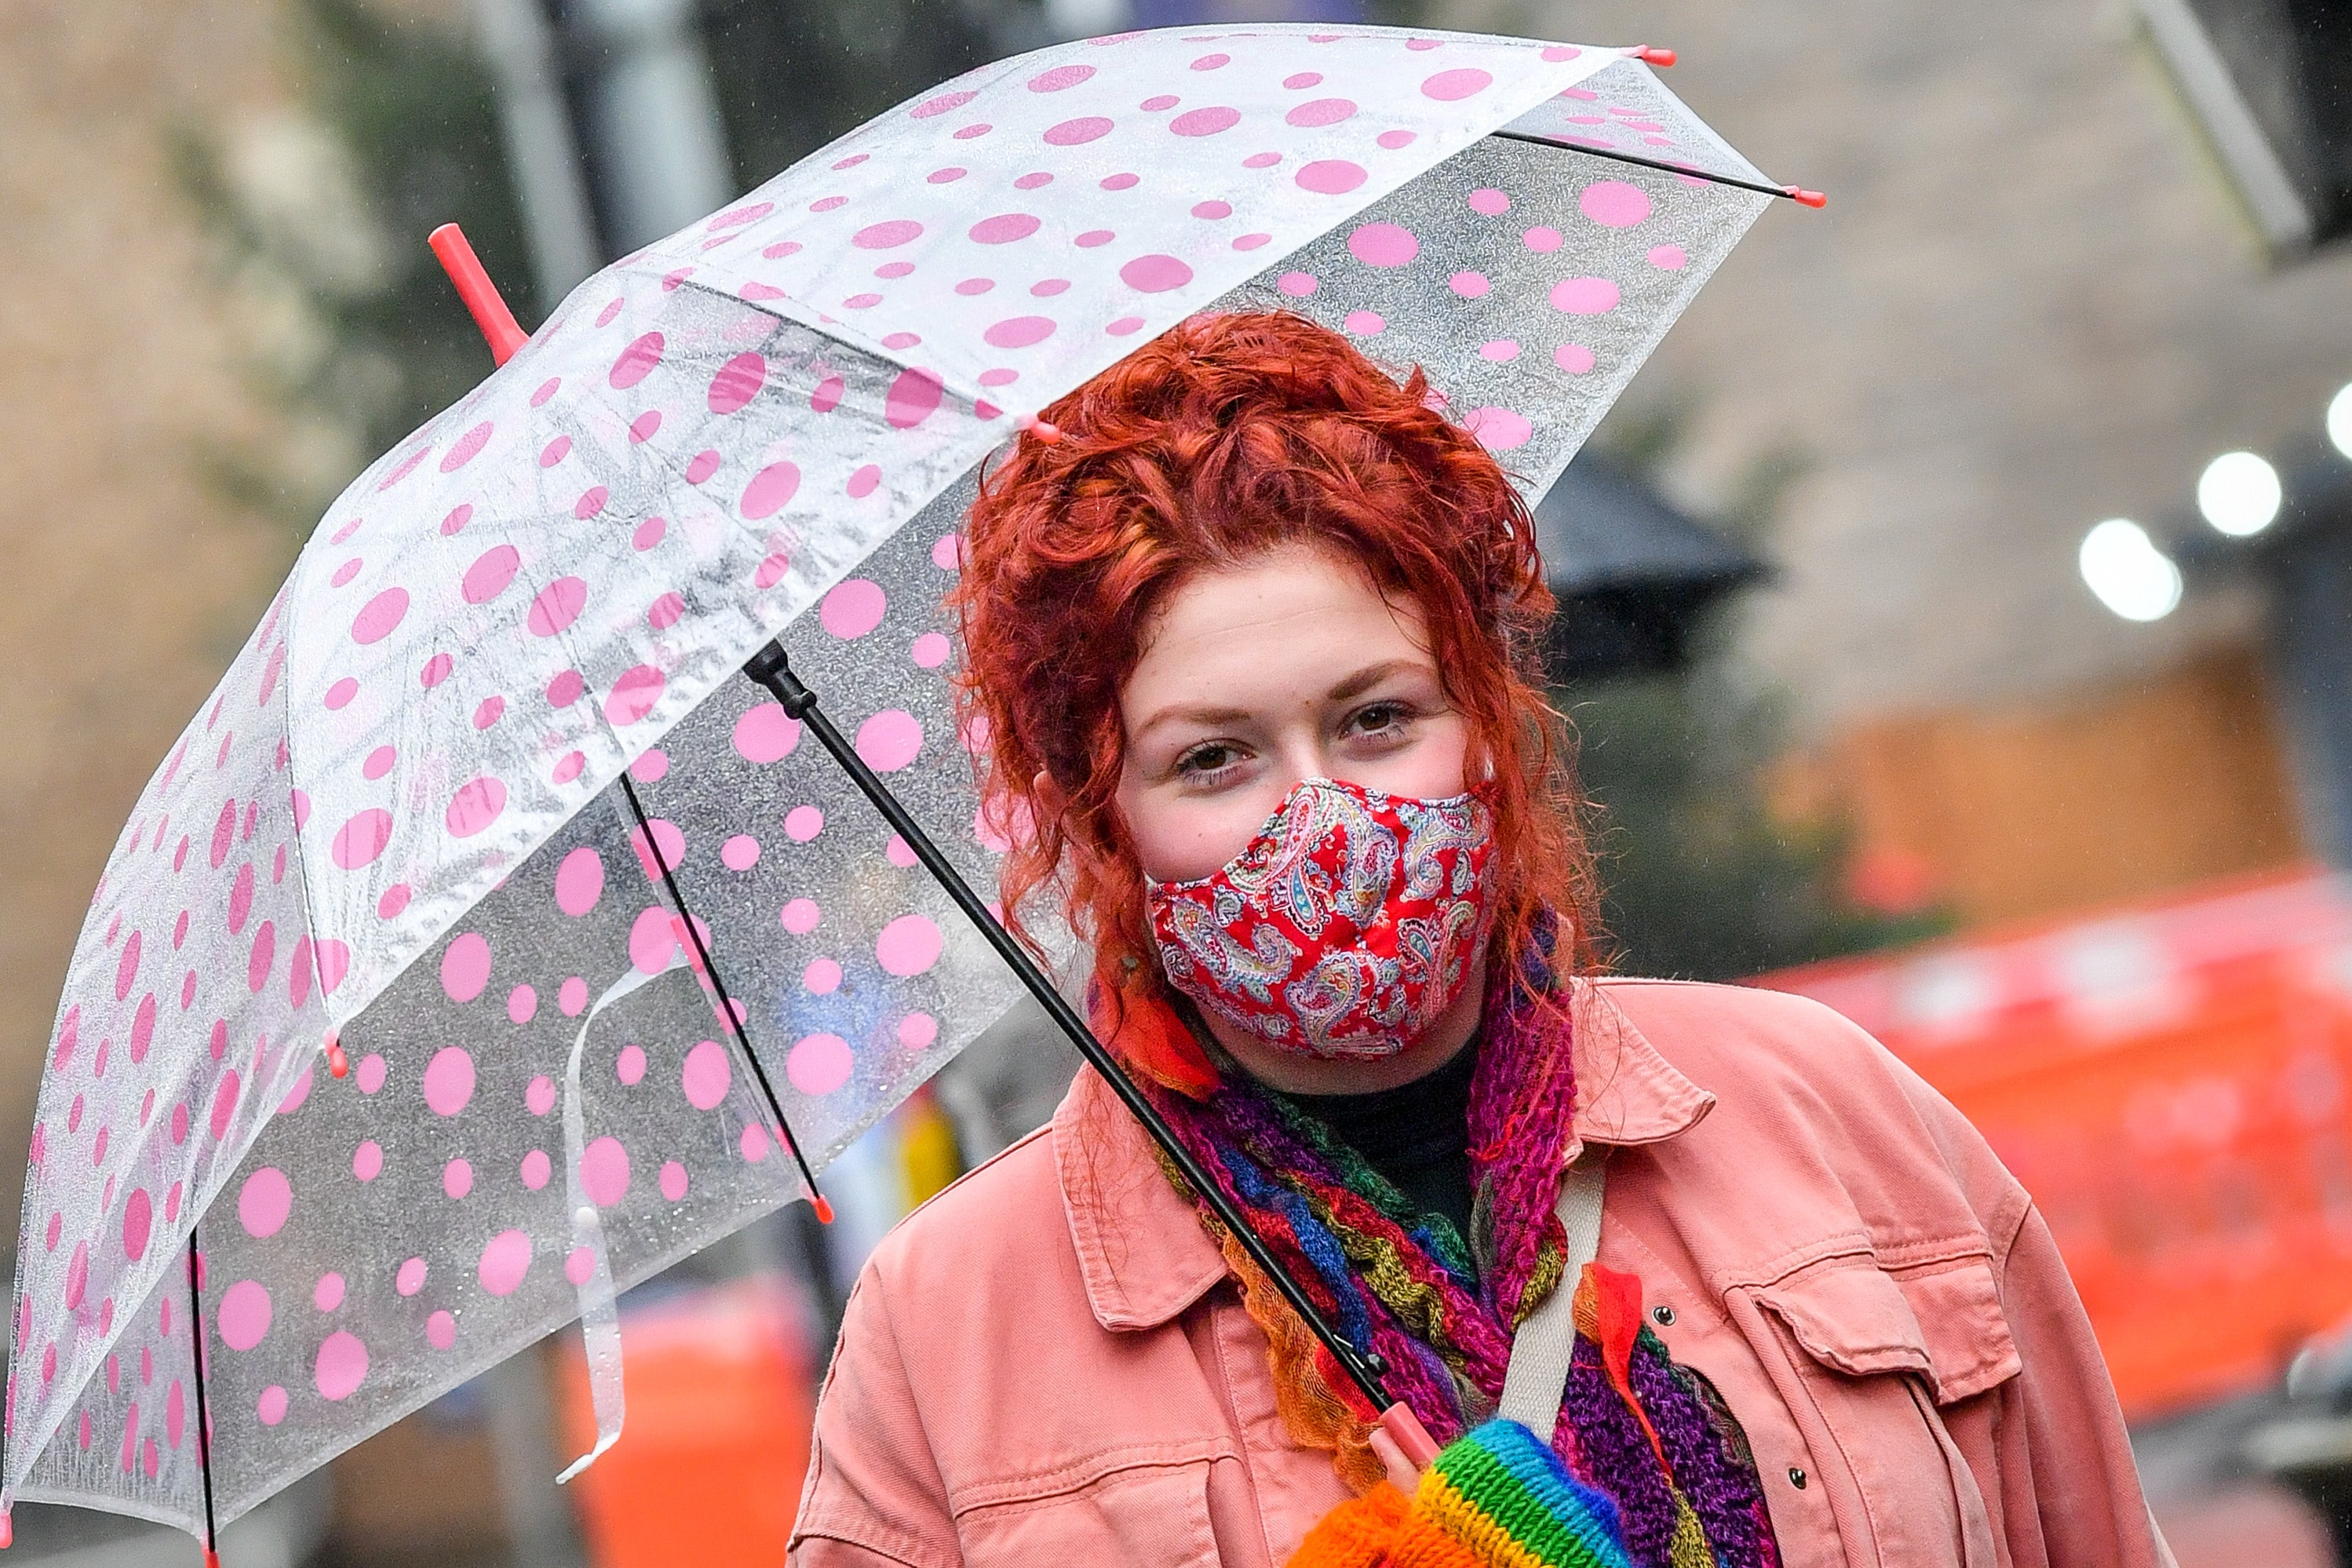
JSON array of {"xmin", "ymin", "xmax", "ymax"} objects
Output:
[{"xmin": 1267, "ymin": 733, "xmax": 1333, "ymax": 794}]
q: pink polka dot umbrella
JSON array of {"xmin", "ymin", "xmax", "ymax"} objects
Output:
[{"xmin": 2, "ymin": 24, "xmax": 1807, "ymax": 1553}]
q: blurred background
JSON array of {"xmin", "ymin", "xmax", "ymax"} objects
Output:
[{"xmin": 6, "ymin": 0, "xmax": 2352, "ymax": 1562}]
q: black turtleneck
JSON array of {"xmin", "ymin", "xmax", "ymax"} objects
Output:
[{"xmin": 1288, "ymin": 1034, "xmax": 1480, "ymax": 1249}]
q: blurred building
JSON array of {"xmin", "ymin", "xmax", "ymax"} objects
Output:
[
  {"xmin": 1423, "ymin": 0, "xmax": 2352, "ymax": 930},
  {"xmin": 0, "ymin": 0, "xmax": 312, "ymax": 1311}
]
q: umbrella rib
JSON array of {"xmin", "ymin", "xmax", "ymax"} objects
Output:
[
  {"xmin": 614, "ymin": 772, "xmax": 831, "ymax": 1217},
  {"xmin": 740, "ymin": 640, "xmax": 1398, "ymax": 1414},
  {"xmin": 186, "ymin": 1232, "xmax": 220, "ymax": 1566},
  {"xmin": 1486, "ymin": 129, "xmax": 1794, "ymax": 202}
]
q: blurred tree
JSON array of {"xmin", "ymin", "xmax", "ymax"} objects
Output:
[
  {"xmin": 695, "ymin": 0, "xmax": 1024, "ymax": 191},
  {"xmin": 179, "ymin": 0, "xmax": 1033, "ymax": 533},
  {"xmin": 1564, "ymin": 406, "xmax": 1949, "ymax": 981},
  {"xmin": 175, "ymin": 0, "xmax": 536, "ymax": 532}
]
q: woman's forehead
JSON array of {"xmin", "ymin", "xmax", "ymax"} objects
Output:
[
  {"xmin": 1122, "ymin": 548, "xmax": 1436, "ymax": 721},
  {"xmin": 1147, "ymin": 542, "xmax": 1424, "ymax": 640}
]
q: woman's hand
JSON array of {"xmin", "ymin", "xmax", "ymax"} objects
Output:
[{"xmin": 1366, "ymin": 1422, "xmax": 1424, "ymax": 1494}]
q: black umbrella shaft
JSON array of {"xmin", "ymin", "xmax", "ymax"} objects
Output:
[
  {"xmin": 742, "ymin": 641, "xmax": 1393, "ymax": 1413},
  {"xmin": 1486, "ymin": 128, "xmax": 1800, "ymax": 202},
  {"xmin": 615, "ymin": 772, "xmax": 829, "ymax": 1213},
  {"xmin": 186, "ymin": 1231, "xmax": 219, "ymax": 1559}
]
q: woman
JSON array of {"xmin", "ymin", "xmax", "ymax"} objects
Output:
[{"xmin": 786, "ymin": 312, "xmax": 2172, "ymax": 1568}]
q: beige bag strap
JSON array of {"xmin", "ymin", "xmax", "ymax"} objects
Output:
[{"xmin": 1495, "ymin": 1151, "xmax": 1606, "ymax": 1437}]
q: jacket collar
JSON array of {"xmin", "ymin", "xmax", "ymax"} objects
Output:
[{"xmin": 1055, "ymin": 979, "xmax": 1716, "ymax": 1333}]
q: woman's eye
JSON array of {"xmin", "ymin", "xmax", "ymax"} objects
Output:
[
  {"xmin": 1174, "ymin": 742, "xmax": 1241, "ymax": 779},
  {"xmin": 1349, "ymin": 702, "xmax": 1411, "ymax": 738}
]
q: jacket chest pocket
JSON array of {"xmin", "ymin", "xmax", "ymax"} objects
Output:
[
  {"xmin": 1742, "ymin": 1255, "xmax": 2021, "ymax": 1568},
  {"xmin": 954, "ymin": 1455, "xmax": 1223, "ymax": 1568}
]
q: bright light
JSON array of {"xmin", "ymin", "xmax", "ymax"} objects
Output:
[
  {"xmin": 2196, "ymin": 450, "xmax": 2281, "ymax": 537},
  {"xmin": 2328, "ymin": 383, "xmax": 2352, "ymax": 461},
  {"xmin": 2079, "ymin": 519, "xmax": 2183, "ymax": 622}
]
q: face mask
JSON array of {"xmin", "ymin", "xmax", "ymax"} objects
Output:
[{"xmin": 1145, "ymin": 778, "xmax": 1495, "ymax": 1060}]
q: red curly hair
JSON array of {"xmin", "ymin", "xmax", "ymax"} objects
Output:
[{"xmin": 951, "ymin": 311, "xmax": 1596, "ymax": 1090}]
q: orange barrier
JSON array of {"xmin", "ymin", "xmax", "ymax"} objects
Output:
[
  {"xmin": 1753, "ymin": 868, "xmax": 2352, "ymax": 1419},
  {"xmin": 556, "ymin": 1274, "xmax": 816, "ymax": 1566}
]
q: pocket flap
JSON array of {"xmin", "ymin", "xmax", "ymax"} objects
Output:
[
  {"xmin": 1756, "ymin": 1256, "xmax": 2022, "ymax": 1406},
  {"xmin": 1890, "ymin": 1256, "xmax": 2022, "ymax": 1405},
  {"xmin": 954, "ymin": 1456, "xmax": 1222, "ymax": 1568},
  {"xmin": 1756, "ymin": 1261, "xmax": 1935, "ymax": 1380}
]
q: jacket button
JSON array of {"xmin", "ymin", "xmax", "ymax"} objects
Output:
[
  {"xmin": 1650, "ymin": 1305, "xmax": 1676, "ymax": 1326},
  {"xmin": 1788, "ymin": 1467, "xmax": 1808, "ymax": 1490}
]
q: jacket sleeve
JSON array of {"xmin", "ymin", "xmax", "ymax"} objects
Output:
[
  {"xmin": 1989, "ymin": 1201, "xmax": 2178, "ymax": 1568},
  {"xmin": 788, "ymin": 1264, "xmax": 965, "ymax": 1568}
]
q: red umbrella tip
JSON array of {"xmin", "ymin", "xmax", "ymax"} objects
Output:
[
  {"xmin": 1785, "ymin": 186, "xmax": 1829, "ymax": 209},
  {"xmin": 1015, "ymin": 413, "xmax": 1064, "ymax": 444},
  {"xmin": 811, "ymin": 1194, "xmax": 836, "ymax": 1225},
  {"xmin": 0, "ymin": 1506, "xmax": 13, "ymax": 1548},
  {"xmin": 1635, "ymin": 46, "xmax": 1676, "ymax": 67},
  {"xmin": 326, "ymin": 1038, "xmax": 350, "ymax": 1079},
  {"xmin": 428, "ymin": 223, "xmax": 530, "ymax": 367}
]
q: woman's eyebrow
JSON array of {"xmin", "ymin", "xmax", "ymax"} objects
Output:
[
  {"xmin": 1326, "ymin": 660, "xmax": 1422, "ymax": 704},
  {"xmin": 1130, "ymin": 702, "xmax": 1256, "ymax": 743}
]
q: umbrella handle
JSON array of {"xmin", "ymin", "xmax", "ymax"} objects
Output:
[
  {"xmin": 1378, "ymin": 1401, "xmax": 1443, "ymax": 1470},
  {"xmin": 741, "ymin": 640, "xmax": 1398, "ymax": 1416}
]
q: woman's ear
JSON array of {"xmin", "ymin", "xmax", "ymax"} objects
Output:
[{"xmin": 1032, "ymin": 768, "xmax": 1067, "ymax": 817}]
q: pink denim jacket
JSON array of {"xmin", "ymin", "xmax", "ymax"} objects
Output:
[{"xmin": 789, "ymin": 979, "xmax": 2175, "ymax": 1567}]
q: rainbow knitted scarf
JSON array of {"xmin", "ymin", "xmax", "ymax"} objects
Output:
[{"xmin": 1121, "ymin": 932, "xmax": 1780, "ymax": 1568}]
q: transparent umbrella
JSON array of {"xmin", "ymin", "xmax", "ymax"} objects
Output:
[{"xmin": 3, "ymin": 22, "xmax": 1809, "ymax": 1555}]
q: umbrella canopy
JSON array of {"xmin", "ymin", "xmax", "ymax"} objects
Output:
[{"xmin": 5, "ymin": 23, "xmax": 1792, "ymax": 1543}]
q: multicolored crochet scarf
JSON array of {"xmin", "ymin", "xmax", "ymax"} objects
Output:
[{"xmin": 1117, "ymin": 929, "xmax": 1781, "ymax": 1568}]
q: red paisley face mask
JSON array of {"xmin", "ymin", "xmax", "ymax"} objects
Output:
[{"xmin": 1144, "ymin": 778, "xmax": 1496, "ymax": 1060}]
